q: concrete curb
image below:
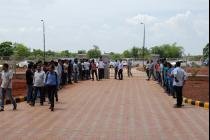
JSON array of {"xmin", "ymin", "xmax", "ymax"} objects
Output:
[
  {"xmin": 6, "ymin": 96, "xmax": 26, "ymax": 105},
  {"xmin": 184, "ymin": 98, "xmax": 209, "ymax": 109}
]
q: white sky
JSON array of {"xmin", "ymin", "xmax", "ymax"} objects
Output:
[{"xmin": 0, "ymin": 0, "xmax": 209, "ymax": 55}]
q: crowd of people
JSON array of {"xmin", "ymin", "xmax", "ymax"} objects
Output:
[
  {"xmin": 113, "ymin": 59, "xmax": 133, "ymax": 80},
  {"xmin": 0, "ymin": 57, "xmax": 187, "ymax": 112},
  {"xmin": 145, "ymin": 59, "xmax": 188, "ymax": 108},
  {"xmin": 0, "ymin": 57, "xmax": 134, "ymax": 112}
]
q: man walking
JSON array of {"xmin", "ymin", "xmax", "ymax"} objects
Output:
[
  {"xmin": 32, "ymin": 65, "xmax": 45, "ymax": 106},
  {"xmin": 26, "ymin": 63, "xmax": 34, "ymax": 104},
  {"xmin": 172, "ymin": 62, "xmax": 188, "ymax": 108},
  {"xmin": 45, "ymin": 64, "xmax": 58, "ymax": 111},
  {"xmin": 0, "ymin": 63, "xmax": 17, "ymax": 112}
]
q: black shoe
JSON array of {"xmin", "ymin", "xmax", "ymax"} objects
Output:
[
  {"xmin": 174, "ymin": 105, "xmax": 182, "ymax": 108},
  {"xmin": 31, "ymin": 103, "xmax": 35, "ymax": 107},
  {"xmin": 49, "ymin": 106, "xmax": 54, "ymax": 112},
  {"xmin": 0, "ymin": 109, "xmax": 4, "ymax": 112},
  {"xmin": 13, "ymin": 105, "xmax": 17, "ymax": 111}
]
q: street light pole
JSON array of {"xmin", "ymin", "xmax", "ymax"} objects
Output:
[
  {"xmin": 141, "ymin": 22, "xmax": 146, "ymax": 66},
  {"xmin": 41, "ymin": 20, "xmax": 46, "ymax": 62}
]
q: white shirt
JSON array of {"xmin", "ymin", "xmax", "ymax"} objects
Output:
[
  {"xmin": 146, "ymin": 63, "xmax": 150, "ymax": 69},
  {"xmin": 118, "ymin": 63, "xmax": 124, "ymax": 70},
  {"xmin": 172, "ymin": 67, "xmax": 188, "ymax": 87},
  {"xmin": 84, "ymin": 62, "xmax": 90, "ymax": 70},
  {"xmin": 1, "ymin": 70, "xmax": 13, "ymax": 89},
  {"xmin": 114, "ymin": 62, "xmax": 119, "ymax": 68},
  {"xmin": 57, "ymin": 64, "xmax": 63, "ymax": 77},
  {"xmin": 98, "ymin": 61, "xmax": 105, "ymax": 69},
  {"xmin": 34, "ymin": 71, "xmax": 45, "ymax": 87},
  {"xmin": 73, "ymin": 63, "xmax": 79, "ymax": 73}
]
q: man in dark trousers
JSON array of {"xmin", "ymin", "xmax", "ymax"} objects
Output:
[
  {"xmin": 68, "ymin": 60, "xmax": 73, "ymax": 84},
  {"xmin": 26, "ymin": 63, "xmax": 34, "ymax": 104},
  {"xmin": 172, "ymin": 62, "xmax": 188, "ymax": 108},
  {"xmin": 114, "ymin": 60, "xmax": 119, "ymax": 79},
  {"xmin": 118, "ymin": 60, "xmax": 124, "ymax": 80}
]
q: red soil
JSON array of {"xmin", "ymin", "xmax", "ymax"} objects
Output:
[
  {"xmin": 12, "ymin": 80, "xmax": 27, "ymax": 97},
  {"xmin": 185, "ymin": 67, "xmax": 209, "ymax": 75},
  {"xmin": 183, "ymin": 76, "xmax": 209, "ymax": 102}
]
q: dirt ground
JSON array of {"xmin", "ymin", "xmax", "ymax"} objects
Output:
[
  {"xmin": 185, "ymin": 66, "xmax": 209, "ymax": 75},
  {"xmin": 12, "ymin": 80, "xmax": 26, "ymax": 97},
  {"xmin": 183, "ymin": 76, "xmax": 209, "ymax": 102}
]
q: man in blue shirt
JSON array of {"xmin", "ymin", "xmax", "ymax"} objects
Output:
[{"xmin": 45, "ymin": 64, "xmax": 58, "ymax": 112}]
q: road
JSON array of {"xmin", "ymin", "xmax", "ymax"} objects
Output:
[{"xmin": 0, "ymin": 70, "xmax": 209, "ymax": 140}]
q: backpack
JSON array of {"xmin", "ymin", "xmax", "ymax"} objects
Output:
[{"xmin": 45, "ymin": 71, "xmax": 58, "ymax": 86}]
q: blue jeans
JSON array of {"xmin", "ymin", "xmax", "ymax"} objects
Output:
[
  {"xmin": 27, "ymin": 85, "xmax": 33, "ymax": 103},
  {"xmin": 33, "ymin": 87, "xmax": 44, "ymax": 105},
  {"xmin": 0, "ymin": 88, "xmax": 17, "ymax": 109}
]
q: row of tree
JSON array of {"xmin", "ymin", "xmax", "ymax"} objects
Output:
[{"xmin": 0, "ymin": 41, "xmax": 208, "ymax": 61}]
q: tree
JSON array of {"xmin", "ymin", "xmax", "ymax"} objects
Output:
[
  {"xmin": 58, "ymin": 50, "xmax": 76, "ymax": 58},
  {"xmin": 0, "ymin": 41, "xmax": 14, "ymax": 57},
  {"xmin": 131, "ymin": 46, "xmax": 140, "ymax": 59},
  {"xmin": 46, "ymin": 50, "xmax": 56, "ymax": 57},
  {"xmin": 109, "ymin": 52, "xmax": 122, "ymax": 60},
  {"xmin": 87, "ymin": 46, "xmax": 102, "ymax": 58},
  {"xmin": 203, "ymin": 43, "xmax": 209, "ymax": 60},
  {"xmin": 123, "ymin": 50, "xmax": 132, "ymax": 58},
  {"xmin": 32, "ymin": 49, "xmax": 44, "ymax": 59},
  {"xmin": 14, "ymin": 43, "xmax": 31, "ymax": 60},
  {"xmin": 151, "ymin": 43, "xmax": 183, "ymax": 58},
  {"xmin": 78, "ymin": 50, "xmax": 86, "ymax": 54}
]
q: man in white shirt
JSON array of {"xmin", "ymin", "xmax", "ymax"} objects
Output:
[
  {"xmin": 98, "ymin": 57, "xmax": 105, "ymax": 80},
  {"xmin": 118, "ymin": 60, "xmax": 124, "ymax": 80},
  {"xmin": 114, "ymin": 60, "xmax": 119, "ymax": 79},
  {"xmin": 172, "ymin": 62, "xmax": 188, "ymax": 108},
  {"xmin": 84, "ymin": 59, "xmax": 90, "ymax": 80},
  {"xmin": 32, "ymin": 65, "xmax": 45, "ymax": 106},
  {"xmin": 0, "ymin": 63, "xmax": 17, "ymax": 111}
]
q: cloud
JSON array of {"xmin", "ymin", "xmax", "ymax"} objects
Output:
[
  {"xmin": 151, "ymin": 11, "xmax": 193, "ymax": 33},
  {"xmin": 126, "ymin": 14, "xmax": 157, "ymax": 25},
  {"xmin": 148, "ymin": 11, "xmax": 209, "ymax": 54}
]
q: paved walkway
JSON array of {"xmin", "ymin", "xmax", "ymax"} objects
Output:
[{"xmin": 0, "ymin": 71, "xmax": 209, "ymax": 140}]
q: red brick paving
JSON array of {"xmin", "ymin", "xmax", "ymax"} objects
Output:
[{"xmin": 0, "ymin": 70, "xmax": 209, "ymax": 140}]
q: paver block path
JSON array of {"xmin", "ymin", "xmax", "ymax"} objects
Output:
[{"xmin": 0, "ymin": 71, "xmax": 209, "ymax": 140}]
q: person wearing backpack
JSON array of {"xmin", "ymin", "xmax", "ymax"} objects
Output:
[{"xmin": 45, "ymin": 64, "xmax": 58, "ymax": 112}]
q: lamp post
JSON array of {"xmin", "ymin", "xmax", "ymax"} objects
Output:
[
  {"xmin": 141, "ymin": 22, "xmax": 146, "ymax": 66},
  {"xmin": 41, "ymin": 20, "xmax": 46, "ymax": 62}
]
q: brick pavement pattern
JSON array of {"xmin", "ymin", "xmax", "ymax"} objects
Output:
[{"xmin": 0, "ymin": 71, "xmax": 209, "ymax": 140}]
